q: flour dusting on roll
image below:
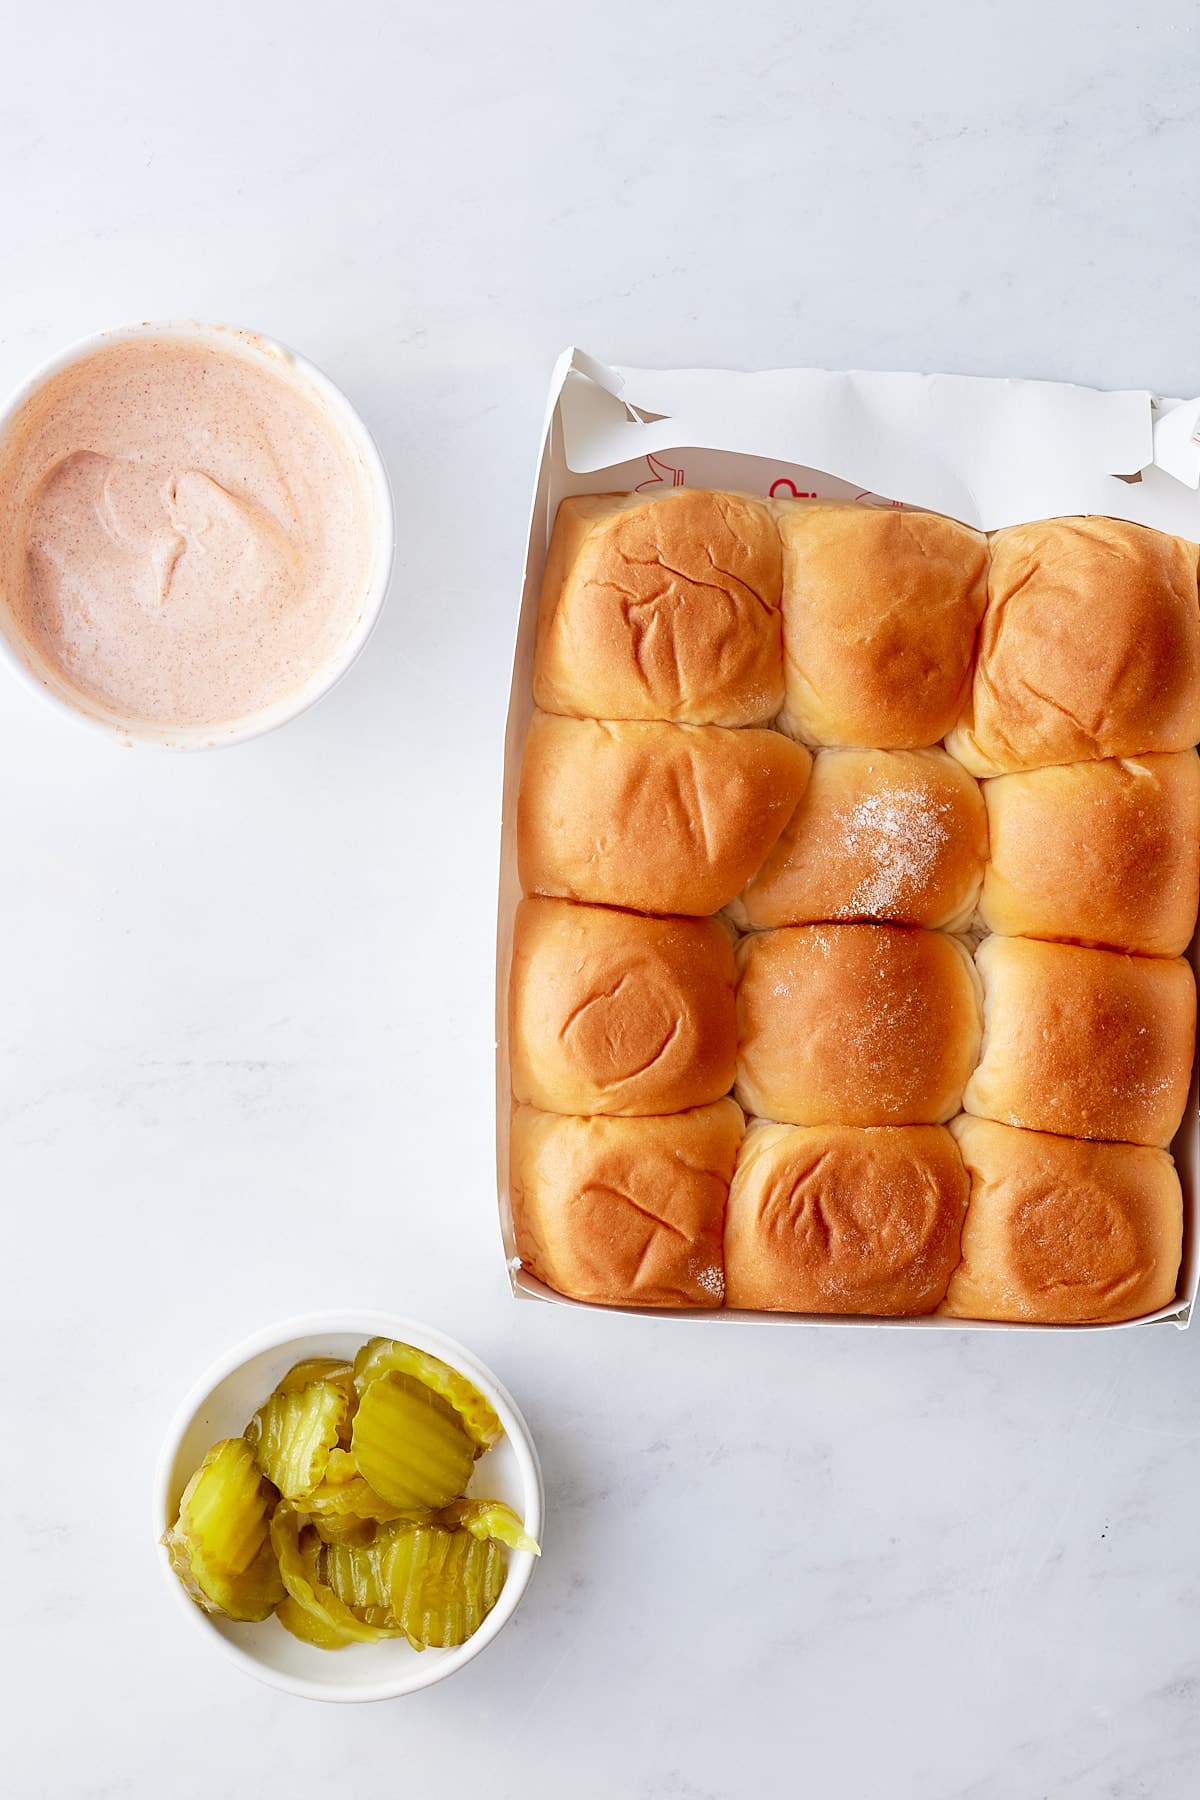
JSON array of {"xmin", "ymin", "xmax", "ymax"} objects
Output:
[{"xmin": 733, "ymin": 746, "xmax": 987, "ymax": 933}]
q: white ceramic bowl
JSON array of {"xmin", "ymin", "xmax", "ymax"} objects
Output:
[
  {"xmin": 154, "ymin": 1313, "xmax": 543, "ymax": 1702},
  {"xmin": 0, "ymin": 320, "xmax": 394, "ymax": 749}
]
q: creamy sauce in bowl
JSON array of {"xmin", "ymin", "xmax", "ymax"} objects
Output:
[{"xmin": 0, "ymin": 330, "xmax": 384, "ymax": 739}]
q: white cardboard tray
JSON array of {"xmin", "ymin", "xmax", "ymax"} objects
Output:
[{"xmin": 495, "ymin": 349, "xmax": 1200, "ymax": 1331}]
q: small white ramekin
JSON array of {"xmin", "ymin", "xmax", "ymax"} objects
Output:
[
  {"xmin": 153, "ymin": 1312, "xmax": 544, "ymax": 1703},
  {"xmin": 0, "ymin": 320, "xmax": 394, "ymax": 749}
]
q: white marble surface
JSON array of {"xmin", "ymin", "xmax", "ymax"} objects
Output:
[{"xmin": 5, "ymin": 3, "xmax": 1200, "ymax": 1794}]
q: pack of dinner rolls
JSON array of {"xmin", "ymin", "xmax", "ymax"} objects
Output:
[{"xmin": 501, "ymin": 470, "xmax": 1200, "ymax": 1329}]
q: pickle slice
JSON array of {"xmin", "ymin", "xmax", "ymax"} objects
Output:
[
  {"xmin": 351, "ymin": 1372, "xmax": 476, "ymax": 1511},
  {"xmin": 312, "ymin": 1513, "xmax": 378, "ymax": 1547},
  {"xmin": 444, "ymin": 1535, "xmax": 505, "ymax": 1647},
  {"xmin": 303, "ymin": 1470, "xmax": 412, "ymax": 1522},
  {"xmin": 277, "ymin": 1594, "xmax": 355, "ymax": 1650},
  {"xmin": 274, "ymin": 1359, "xmax": 357, "ymax": 1449},
  {"xmin": 166, "ymin": 1530, "xmax": 285, "ymax": 1623},
  {"xmin": 387, "ymin": 1525, "xmax": 446, "ymax": 1650},
  {"xmin": 321, "ymin": 1448, "xmax": 359, "ymax": 1487},
  {"xmin": 358, "ymin": 1605, "xmax": 398, "ymax": 1630},
  {"xmin": 162, "ymin": 1438, "xmax": 284, "ymax": 1620},
  {"xmin": 437, "ymin": 1499, "xmax": 540, "ymax": 1555},
  {"xmin": 275, "ymin": 1358, "xmax": 356, "ymax": 1405},
  {"xmin": 270, "ymin": 1505, "xmax": 400, "ymax": 1644},
  {"xmin": 421, "ymin": 1531, "xmax": 471, "ymax": 1648},
  {"xmin": 248, "ymin": 1379, "xmax": 347, "ymax": 1500},
  {"xmin": 176, "ymin": 1437, "xmax": 275, "ymax": 1575},
  {"xmin": 480, "ymin": 1536, "xmax": 506, "ymax": 1616},
  {"xmin": 354, "ymin": 1339, "xmax": 502, "ymax": 1451},
  {"xmin": 321, "ymin": 1530, "xmax": 397, "ymax": 1615},
  {"xmin": 302, "ymin": 1445, "xmax": 407, "ymax": 1521},
  {"xmin": 450, "ymin": 1535, "xmax": 505, "ymax": 1645},
  {"xmin": 387, "ymin": 1526, "xmax": 506, "ymax": 1650}
]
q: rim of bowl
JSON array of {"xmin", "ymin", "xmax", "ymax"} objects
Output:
[
  {"xmin": 154, "ymin": 1311, "xmax": 544, "ymax": 1702},
  {"xmin": 0, "ymin": 319, "xmax": 395, "ymax": 750}
]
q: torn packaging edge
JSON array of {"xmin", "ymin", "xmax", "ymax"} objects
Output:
[
  {"xmin": 560, "ymin": 348, "xmax": 1200, "ymax": 532},
  {"xmin": 493, "ymin": 347, "xmax": 1200, "ymax": 1332}
]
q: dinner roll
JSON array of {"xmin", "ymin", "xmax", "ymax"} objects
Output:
[
  {"xmin": 724, "ymin": 1121, "xmax": 968, "ymax": 1314},
  {"xmin": 509, "ymin": 897, "xmax": 737, "ymax": 1116},
  {"xmin": 732, "ymin": 747, "xmax": 987, "ymax": 933},
  {"xmin": 941, "ymin": 1116, "xmax": 1183, "ymax": 1324},
  {"xmin": 510, "ymin": 1099, "xmax": 744, "ymax": 1308},
  {"xmin": 964, "ymin": 936, "xmax": 1195, "ymax": 1147},
  {"xmin": 980, "ymin": 751, "xmax": 1200, "ymax": 956},
  {"xmin": 735, "ymin": 923, "xmax": 982, "ymax": 1126},
  {"xmin": 517, "ymin": 711, "xmax": 811, "ymax": 916},
  {"xmin": 947, "ymin": 517, "xmax": 1200, "ymax": 776},
  {"xmin": 532, "ymin": 489, "xmax": 784, "ymax": 725},
  {"xmin": 777, "ymin": 502, "xmax": 988, "ymax": 748}
]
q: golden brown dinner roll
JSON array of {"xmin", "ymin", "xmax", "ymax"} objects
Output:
[
  {"xmin": 776, "ymin": 502, "xmax": 988, "ymax": 748},
  {"xmin": 734, "ymin": 923, "xmax": 982, "ymax": 1126},
  {"xmin": 510, "ymin": 1099, "xmax": 744, "ymax": 1308},
  {"xmin": 724, "ymin": 1121, "xmax": 968, "ymax": 1314},
  {"xmin": 964, "ymin": 936, "xmax": 1195, "ymax": 1147},
  {"xmin": 732, "ymin": 747, "xmax": 988, "ymax": 933},
  {"xmin": 941, "ymin": 1116, "xmax": 1183, "ymax": 1324},
  {"xmin": 517, "ymin": 711, "xmax": 811, "ymax": 917},
  {"xmin": 532, "ymin": 489, "xmax": 784, "ymax": 725},
  {"xmin": 947, "ymin": 517, "xmax": 1200, "ymax": 776},
  {"xmin": 980, "ymin": 751, "xmax": 1200, "ymax": 956},
  {"xmin": 509, "ymin": 897, "xmax": 737, "ymax": 1116}
]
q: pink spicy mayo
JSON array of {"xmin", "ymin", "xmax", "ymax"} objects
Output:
[{"xmin": 0, "ymin": 334, "xmax": 376, "ymax": 730}]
